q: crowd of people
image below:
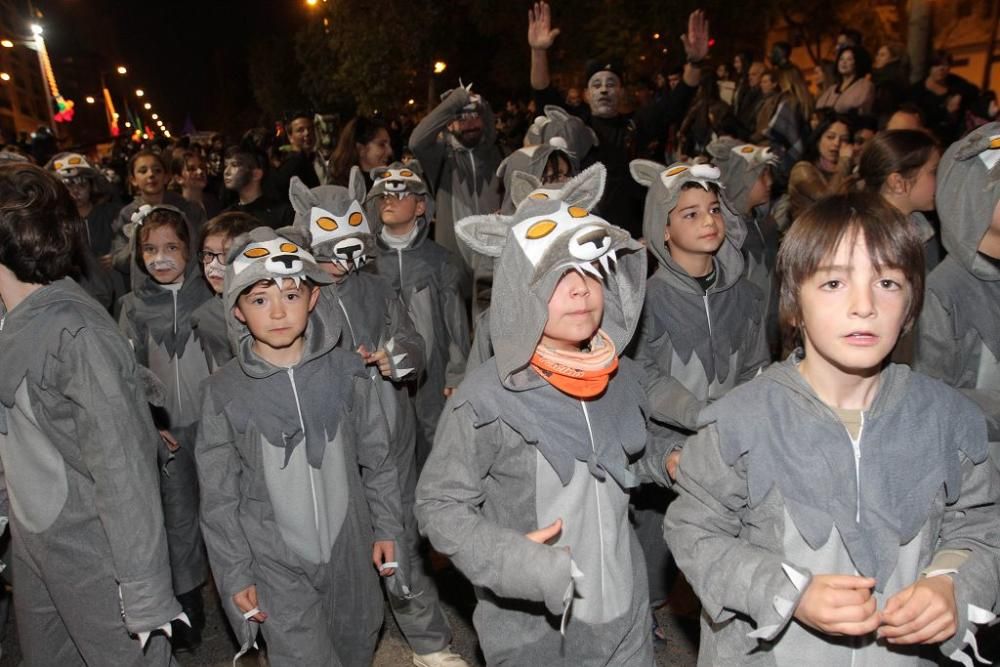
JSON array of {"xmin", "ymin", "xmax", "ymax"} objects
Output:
[{"xmin": 0, "ymin": 3, "xmax": 999, "ymax": 666}]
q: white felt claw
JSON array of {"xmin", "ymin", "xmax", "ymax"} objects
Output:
[
  {"xmin": 607, "ymin": 248, "xmax": 618, "ymax": 267},
  {"xmin": 946, "ymin": 605, "xmax": 995, "ymax": 667},
  {"xmin": 747, "ymin": 623, "xmax": 780, "ymax": 640},
  {"xmin": 385, "ymin": 338, "xmax": 415, "ymax": 378},
  {"xmin": 559, "ymin": 560, "xmax": 584, "ymax": 637},
  {"xmin": 137, "ymin": 611, "xmax": 189, "ymax": 648},
  {"xmin": 598, "ymin": 254, "xmax": 611, "ymax": 274},
  {"xmin": 378, "ymin": 561, "xmax": 399, "ymax": 572},
  {"xmin": 578, "ymin": 261, "xmax": 602, "ymax": 279},
  {"xmin": 781, "ymin": 563, "xmax": 809, "ymax": 591}
]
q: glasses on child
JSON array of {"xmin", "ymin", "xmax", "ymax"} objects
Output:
[{"xmin": 198, "ymin": 250, "xmax": 226, "ymax": 264}]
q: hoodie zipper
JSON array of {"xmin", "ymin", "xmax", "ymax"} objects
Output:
[
  {"xmin": 335, "ymin": 295, "xmax": 358, "ymax": 349},
  {"xmin": 468, "ymin": 152, "xmax": 479, "ymax": 212},
  {"xmin": 579, "ymin": 401, "xmax": 607, "ymax": 603},
  {"xmin": 702, "ymin": 293, "xmax": 713, "ymax": 337},
  {"xmin": 396, "ymin": 248, "xmax": 404, "ymax": 287},
  {"xmin": 287, "ymin": 367, "xmax": 320, "ymax": 534},
  {"xmin": 171, "ymin": 290, "xmax": 182, "ymax": 413},
  {"xmin": 849, "ymin": 412, "xmax": 865, "ymax": 523}
]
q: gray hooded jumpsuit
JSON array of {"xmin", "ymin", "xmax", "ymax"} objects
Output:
[
  {"xmin": 665, "ymin": 356, "xmax": 1000, "ymax": 666},
  {"xmin": 196, "ymin": 228, "xmax": 405, "ymax": 666},
  {"xmin": 368, "ymin": 164, "xmax": 471, "ymax": 469},
  {"xmin": 629, "ymin": 160, "xmax": 769, "ymax": 604},
  {"xmin": 417, "ymin": 187, "xmax": 670, "ymax": 665},
  {"xmin": 0, "ymin": 278, "xmax": 181, "ymax": 665},
  {"xmin": 285, "ymin": 170, "xmax": 455, "ymax": 655},
  {"xmin": 915, "ymin": 122, "xmax": 1000, "ymax": 444},
  {"xmin": 118, "ymin": 210, "xmax": 213, "ymax": 599}
]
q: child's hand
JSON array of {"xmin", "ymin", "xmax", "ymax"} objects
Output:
[
  {"xmin": 158, "ymin": 429, "xmax": 180, "ymax": 452},
  {"xmin": 99, "ymin": 254, "xmax": 113, "ymax": 271},
  {"xmin": 525, "ymin": 518, "xmax": 563, "ymax": 545},
  {"xmin": 373, "ymin": 540, "xmax": 396, "ymax": 576},
  {"xmin": 793, "ymin": 574, "xmax": 880, "ymax": 636},
  {"xmin": 362, "ymin": 346, "xmax": 394, "ymax": 378},
  {"xmin": 878, "ymin": 576, "xmax": 957, "ymax": 645},
  {"xmin": 666, "ymin": 450, "xmax": 682, "ymax": 480},
  {"xmin": 233, "ymin": 585, "xmax": 267, "ymax": 623},
  {"xmin": 443, "ymin": 387, "xmax": 455, "ymax": 398}
]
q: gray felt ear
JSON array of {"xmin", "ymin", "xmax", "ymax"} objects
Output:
[
  {"xmin": 558, "ymin": 163, "xmax": 607, "ymax": 209},
  {"xmin": 543, "ymin": 104, "xmax": 570, "ymax": 122},
  {"xmin": 455, "ymin": 214, "xmax": 513, "ymax": 258},
  {"xmin": 510, "ymin": 171, "xmax": 543, "ymax": 208},
  {"xmin": 348, "ymin": 166, "xmax": 367, "ymax": 203},
  {"xmin": 288, "ymin": 176, "xmax": 316, "ymax": 216},
  {"xmin": 629, "ymin": 159, "xmax": 666, "ymax": 187}
]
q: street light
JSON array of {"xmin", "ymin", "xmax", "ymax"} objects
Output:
[
  {"xmin": 143, "ymin": 102, "xmax": 151, "ymax": 110},
  {"xmin": 116, "ymin": 65, "xmax": 127, "ymax": 75},
  {"xmin": 85, "ymin": 95, "xmax": 95, "ymax": 104},
  {"xmin": 433, "ymin": 61, "xmax": 447, "ymax": 74},
  {"xmin": 0, "ymin": 40, "xmax": 12, "ymax": 48},
  {"xmin": 151, "ymin": 113, "xmax": 158, "ymax": 120},
  {"xmin": 0, "ymin": 73, "xmax": 9, "ymax": 82},
  {"xmin": 135, "ymin": 88, "xmax": 144, "ymax": 97}
]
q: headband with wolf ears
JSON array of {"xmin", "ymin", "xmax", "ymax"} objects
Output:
[
  {"xmin": 288, "ymin": 170, "xmax": 375, "ymax": 270},
  {"xmin": 458, "ymin": 163, "xmax": 608, "ymax": 260},
  {"xmin": 524, "ymin": 105, "xmax": 599, "ymax": 162},
  {"xmin": 705, "ymin": 139, "xmax": 776, "ymax": 213}
]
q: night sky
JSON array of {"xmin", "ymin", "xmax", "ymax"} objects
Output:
[{"xmin": 34, "ymin": 0, "xmax": 305, "ymax": 138}]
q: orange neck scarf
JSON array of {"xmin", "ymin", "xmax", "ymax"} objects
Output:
[{"xmin": 530, "ymin": 330, "xmax": 619, "ymax": 399}]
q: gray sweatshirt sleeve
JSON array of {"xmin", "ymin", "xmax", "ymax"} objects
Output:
[
  {"xmin": 385, "ymin": 293, "xmax": 425, "ymax": 382},
  {"xmin": 915, "ymin": 291, "xmax": 1000, "ymax": 439},
  {"xmin": 61, "ymin": 329, "xmax": 182, "ymax": 634},
  {"xmin": 665, "ymin": 425, "xmax": 811, "ymax": 640},
  {"xmin": 415, "ymin": 403, "xmax": 573, "ymax": 615},
  {"xmin": 738, "ymin": 305, "xmax": 770, "ymax": 385},
  {"xmin": 110, "ymin": 209, "xmax": 133, "ymax": 274},
  {"xmin": 409, "ymin": 88, "xmax": 472, "ymax": 188},
  {"xmin": 632, "ymin": 310, "xmax": 704, "ymax": 433},
  {"xmin": 117, "ymin": 299, "xmax": 148, "ymax": 366},
  {"xmin": 440, "ymin": 260, "xmax": 471, "ymax": 388},
  {"xmin": 935, "ymin": 448, "xmax": 1000, "ymax": 660},
  {"xmin": 195, "ymin": 389, "xmax": 255, "ymax": 600},
  {"xmin": 354, "ymin": 378, "xmax": 404, "ymax": 542}
]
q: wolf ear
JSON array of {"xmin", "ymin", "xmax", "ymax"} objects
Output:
[
  {"xmin": 557, "ymin": 163, "xmax": 607, "ymax": 209},
  {"xmin": 510, "ymin": 171, "xmax": 543, "ymax": 208},
  {"xmin": 288, "ymin": 176, "xmax": 316, "ymax": 216},
  {"xmin": 348, "ymin": 166, "xmax": 368, "ymax": 203},
  {"xmin": 455, "ymin": 214, "xmax": 512, "ymax": 258},
  {"xmin": 542, "ymin": 104, "xmax": 570, "ymax": 122},
  {"xmin": 629, "ymin": 159, "xmax": 667, "ymax": 188}
]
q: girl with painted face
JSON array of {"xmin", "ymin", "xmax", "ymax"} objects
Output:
[
  {"xmin": 118, "ymin": 204, "xmax": 214, "ymax": 652},
  {"xmin": 417, "ymin": 165, "xmax": 674, "ymax": 664}
]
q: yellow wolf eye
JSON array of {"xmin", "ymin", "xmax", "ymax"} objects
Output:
[
  {"xmin": 568, "ymin": 206, "xmax": 588, "ymax": 218},
  {"xmin": 348, "ymin": 212, "xmax": 364, "ymax": 226},
  {"xmin": 400, "ymin": 170, "xmax": 414, "ymax": 177},
  {"xmin": 315, "ymin": 217, "xmax": 338, "ymax": 231},
  {"xmin": 279, "ymin": 243, "xmax": 298, "ymax": 253},
  {"xmin": 529, "ymin": 192, "xmax": 549, "ymax": 200},
  {"xmin": 244, "ymin": 247, "xmax": 270, "ymax": 258},
  {"xmin": 665, "ymin": 166, "xmax": 689, "ymax": 177},
  {"xmin": 526, "ymin": 220, "xmax": 557, "ymax": 239}
]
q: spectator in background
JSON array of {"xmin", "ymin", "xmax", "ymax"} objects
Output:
[
  {"xmin": 732, "ymin": 53, "xmax": 761, "ymax": 139},
  {"xmin": 788, "ymin": 112, "xmax": 855, "ymax": 220},
  {"xmin": 750, "ymin": 69, "xmax": 781, "ymax": 144},
  {"xmin": 872, "ymin": 42, "xmax": 910, "ymax": 125},
  {"xmin": 816, "ymin": 46, "xmax": 874, "ymax": 115},
  {"xmin": 273, "ymin": 111, "xmax": 328, "ymax": 194},
  {"xmin": 171, "ymin": 150, "xmax": 222, "ymax": 219},
  {"xmin": 908, "ymin": 50, "xmax": 979, "ymax": 144},
  {"xmin": 222, "ymin": 145, "xmax": 291, "ymax": 230},
  {"xmin": 329, "ymin": 116, "xmax": 394, "ymax": 188},
  {"xmin": 564, "ymin": 87, "xmax": 589, "ymax": 120},
  {"xmin": 852, "ymin": 114, "xmax": 878, "ymax": 154},
  {"xmin": 678, "ymin": 72, "xmax": 733, "ymax": 158},
  {"xmin": 886, "ymin": 103, "xmax": 927, "ymax": 132}
]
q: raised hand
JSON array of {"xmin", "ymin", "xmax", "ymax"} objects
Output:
[
  {"xmin": 528, "ymin": 2, "xmax": 561, "ymax": 51},
  {"xmin": 680, "ymin": 9, "xmax": 710, "ymax": 63}
]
